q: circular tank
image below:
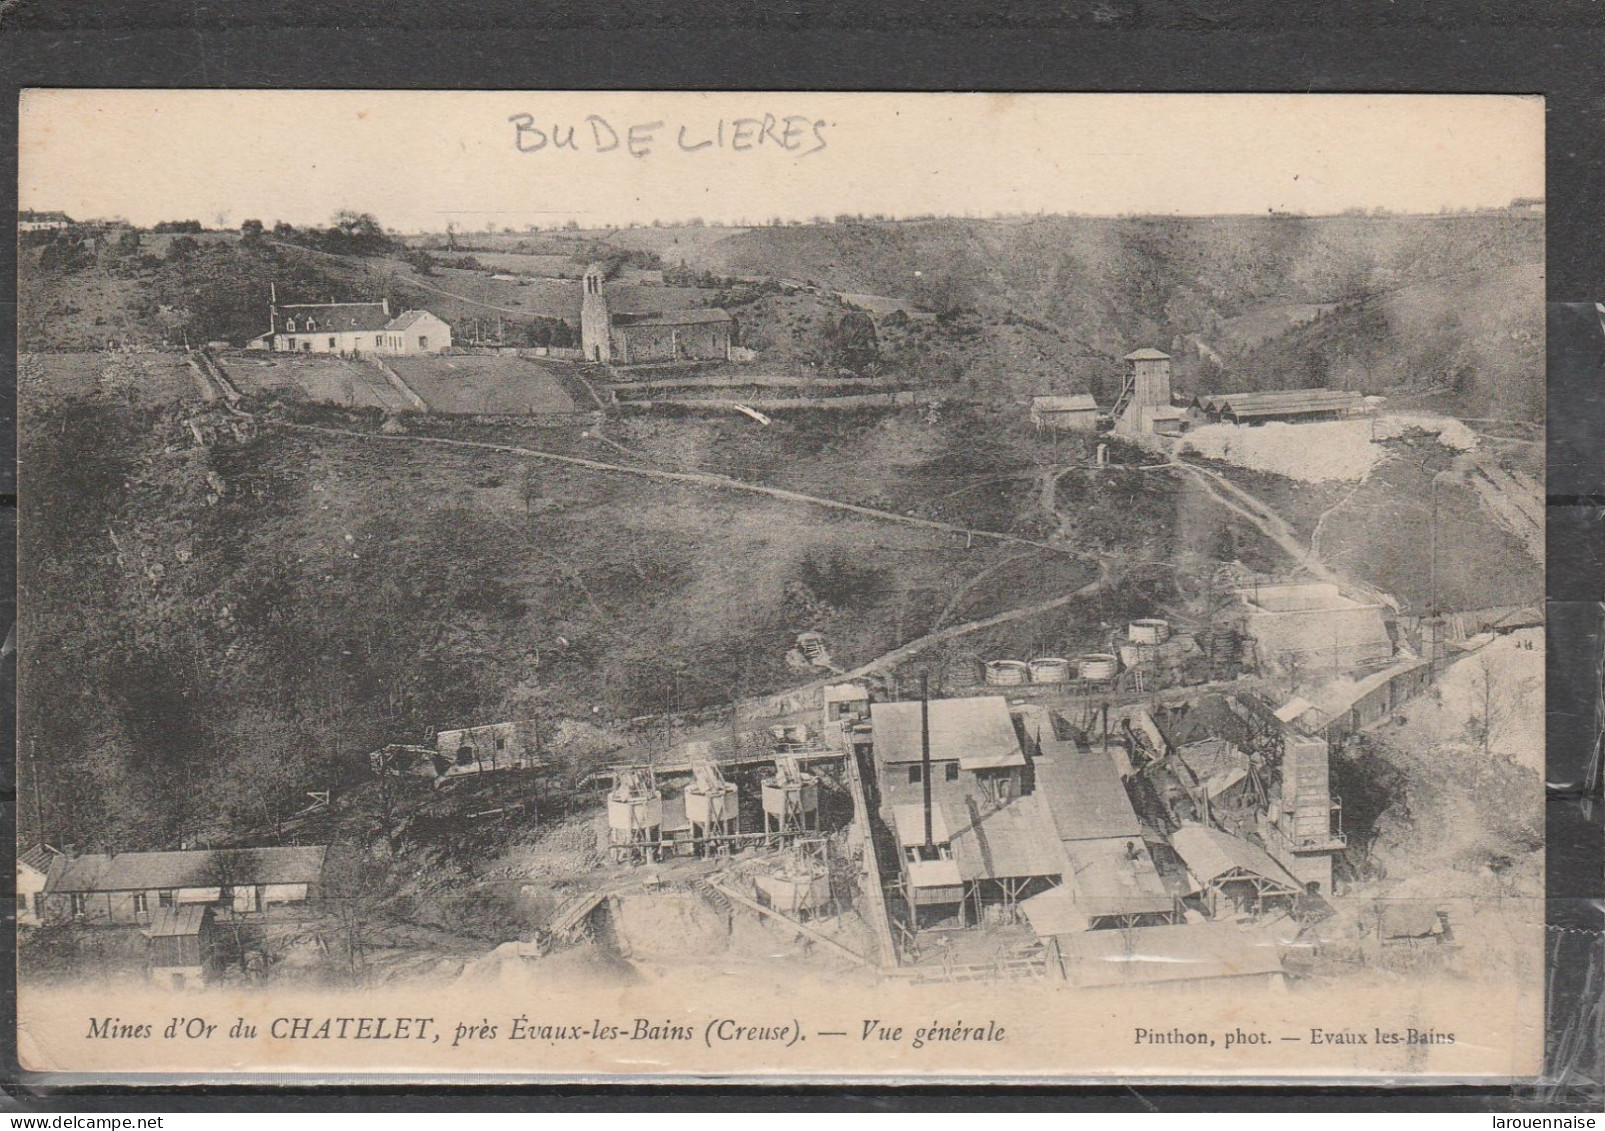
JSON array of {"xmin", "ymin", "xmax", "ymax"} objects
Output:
[
  {"xmin": 761, "ymin": 776, "xmax": 819, "ymax": 822},
  {"xmin": 754, "ymin": 870, "xmax": 832, "ymax": 915},
  {"xmin": 1128, "ymin": 618, "xmax": 1171, "ymax": 645},
  {"xmin": 607, "ymin": 792, "xmax": 663, "ymax": 837},
  {"xmin": 984, "ymin": 659, "xmax": 1029, "ymax": 686},
  {"xmin": 685, "ymin": 782, "xmax": 738, "ymax": 826},
  {"xmin": 1078, "ymin": 653, "xmax": 1119, "ymax": 681},
  {"xmin": 1028, "ymin": 657, "xmax": 1072, "ymax": 683}
]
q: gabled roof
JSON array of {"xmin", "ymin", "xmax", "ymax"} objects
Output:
[
  {"xmin": 1031, "ymin": 395, "xmax": 1098, "ymax": 413},
  {"xmin": 1170, "ymin": 825, "xmax": 1302, "ymax": 893},
  {"xmin": 385, "ymin": 309, "xmax": 445, "ymax": 331},
  {"xmin": 20, "ymin": 210, "xmax": 73, "ymax": 224},
  {"xmin": 145, "ymin": 903, "xmax": 211, "ymax": 938},
  {"xmin": 870, "ymin": 696, "xmax": 1020, "ymax": 767},
  {"xmin": 1124, "ymin": 348, "xmax": 1170, "ymax": 361},
  {"xmin": 611, "ymin": 308, "xmax": 734, "ymax": 328},
  {"xmin": 1032, "ymin": 747, "xmax": 1143, "ymax": 843},
  {"xmin": 45, "ymin": 846, "xmax": 330, "ymax": 894},
  {"xmin": 18, "ymin": 846, "xmax": 56, "ymax": 875},
  {"xmin": 278, "ymin": 302, "xmax": 390, "ymax": 334}
]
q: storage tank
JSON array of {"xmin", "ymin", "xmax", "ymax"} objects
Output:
[
  {"xmin": 1078, "ymin": 653, "xmax": 1119, "ymax": 681},
  {"xmin": 984, "ymin": 659, "xmax": 1030, "ymax": 686},
  {"xmin": 1129, "ymin": 618, "xmax": 1172, "ymax": 645},
  {"xmin": 607, "ymin": 766, "xmax": 663, "ymax": 861},
  {"xmin": 754, "ymin": 868, "xmax": 833, "ymax": 918},
  {"xmin": 762, "ymin": 756, "xmax": 819, "ymax": 839},
  {"xmin": 686, "ymin": 762, "xmax": 739, "ymax": 842},
  {"xmin": 1028, "ymin": 657, "xmax": 1073, "ymax": 683}
]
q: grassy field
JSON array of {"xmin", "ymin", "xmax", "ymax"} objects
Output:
[
  {"xmin": 18, "ymin": 351, "xmax": 203, "ymax": 406},
  {"xmin": 386, "ymin": 355, "xmax": 578, "ymax": 415},
  {"xmin": 225, "ymin": 352, "xmax": 413, "ymax": 411}
]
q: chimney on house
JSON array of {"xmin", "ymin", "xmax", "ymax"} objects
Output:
[{"xmin": 382, "ymin": 297, "xmax": 390, "ymax": 316}]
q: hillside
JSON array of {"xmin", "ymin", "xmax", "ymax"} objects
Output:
[{"xmin": 23, "ymin": 210, "xmax": 1542, "ymax": 418}]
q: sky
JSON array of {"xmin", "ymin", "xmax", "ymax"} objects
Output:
[{"xmin": 19, "ymin": 91, "xmax": 1544, "ymax": 232}]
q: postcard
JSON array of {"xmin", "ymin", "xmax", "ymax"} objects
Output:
[{"xmin": 15, "ymin": 90, "xmax": 1545, "ymax": 1081}]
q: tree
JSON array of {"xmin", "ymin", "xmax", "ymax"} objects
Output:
[
  {"xmin": 827, "ymin": 311, "xmax": 880, "ymax": 371},
  {"xmin": 240, "ymin": 219, "xmax": 264, "ymax": 243},
  {"xmin": 165, "ymin": 235, "xmax": 200, "ymax": 263}
]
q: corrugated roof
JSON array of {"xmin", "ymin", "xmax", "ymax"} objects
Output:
[
  {"xmin": 1170, "ymin": 825, "xmax": 1302, "ymax": 893},
  {"xmin": 1053, "ymin": 922, "xmax": 1285, "ymax": 986},
  {"xmin": 871, "ymin": 696, "xmax": 1020, "ymax": 767},
  {"xmin": 611, "ymin": 308, "xmax": 733, "ymax": 328},
  {"xmin": 45, "ymin": 846, "xmax": 329, "ymax": 894},
  {"xmin": 278, "ymin": 303, "xmax": 391, "ymax": 334},
  {"xmin": 1124, "ymin": 348, "xmax": 1171, "ymax": 361},
  {"xmin": 18, "ymin": 846, "xmax": 56, "ymax": 875},
  {"xmin": 145, "ymin": 903, "xmax": 210, "ymax": 938},
  {"xmin": 1031, "ymin": 395, "xmax": 1098, "ymax": 413}
]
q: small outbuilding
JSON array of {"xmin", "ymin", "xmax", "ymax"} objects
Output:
[
  {"xmin": 144, "ymin": 903, "xmax": 217, "ymax": 991},
  {"xmin": 1030, "ymin": 394, "xmax": 1100, "ymax": 433}
]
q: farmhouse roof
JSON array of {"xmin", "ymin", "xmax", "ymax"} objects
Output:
[
  {"xmin": 145, "ymin": 903, "xmax": 211, "ymax": 938},
  {"xmin": 45, "ymin": 846, "xmax": 330, "ymax": 894},
  {"xmin": 18, "ymin": 846, "xmax": 57, "ymax": 875},
  {"xmin": 278, "ymin": 302, "xmax": 391, "ymax": 333},
  {"xmin": 1170, "ymin": 825, "xmax": 1302, "ymax": 893},
  {"xmin": 1031, "ymin": 394, "xmax": 1098, "ymax": 413},
  {"xmin": 1123, "ymin": 348, "xmax": 1171, "ymax": 361},
  {"xmin": 1032, "ymin": 747, "xmax": 1144, "ymax": 843},
  {"xmin": 870, "ymin": 696, "xmax": 1020, "ymax": 767},
  {"xmin": 822, "ymin": 682, "xmax": 870, "ymax": 705},
  {"xmin": 1053, "ymin": 922, "xmax": 1285, "ymax": 986},
  {"xmin": 611, "ymin": 308, "xmax": 734, "ymax": 328},
  {"xmin": 385, "ymin": 309, "xmax": 444, "ymax": 331}
]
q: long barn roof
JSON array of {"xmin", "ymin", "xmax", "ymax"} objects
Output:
[
  {"xmin": 1197, "ymin": 389, "xmax": 1363, "ymax": 418},
  {"xmin": 46, "ymin": 846, "xmax": 330, "ymax": 894}
]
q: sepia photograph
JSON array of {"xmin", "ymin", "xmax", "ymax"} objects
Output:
[{"xmin": 13, "ymin": 90, "xmax": 1546, "ymax": 1081}]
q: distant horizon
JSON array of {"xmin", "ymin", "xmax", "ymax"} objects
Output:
[
  {"xmin": 23, "ymin": 201, "xmax": 1547, "ymax": 236},
  {"xmin": 20, "ymin": 91, "xmax": 1544, "ymax": 233}
]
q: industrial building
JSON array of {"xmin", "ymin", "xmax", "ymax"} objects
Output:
[
  {"xmin": 1110, "ymin": 349, "xmax": 1184, "ymax": 437},
  {"xmin": 1235, "ymin": 581, "xmax": 1394, "ymax": 677},
  {"xmin": 869, "ymin": 696, "xmax": 1026, "ymax": 810},
  {"xmin": 1192, "ymin": 389, "xmax": 1365, "ymax": 425},
  {"xmin": 580, "ymin": 263, "xmax": 734, "ymax": 364},
  {"xmin": 1029, "ymin": 394, "xmax": 1100, "ymax": 433}
]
